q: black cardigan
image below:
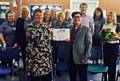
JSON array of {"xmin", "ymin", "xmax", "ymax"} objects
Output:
[{"xmin": 15, "ymin": 17, "xmax": 28, "ymax": 47}]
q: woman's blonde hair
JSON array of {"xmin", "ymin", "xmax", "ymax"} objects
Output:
[
  {"xmin": 57, "ymin": 11, "xmax": 65, "ymax": 19},
  {"xmin": 64, "ymin": 9, "xmax": 70, "ymax": 13},
  {"xmin": 106, "ymin": 11, "xmax": 117, "ymax": 25},
  {"xmin": 51, "ymin": 9, "xmax": 56, "ymax": 13},
  {"xmin": 20, "ymin": 6, "xmax": 30, "ymax": 17}
]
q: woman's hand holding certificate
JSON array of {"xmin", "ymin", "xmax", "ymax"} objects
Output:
[{"xmin": 52, "ymin": 28, "xmax": 70, "ymax": 41}]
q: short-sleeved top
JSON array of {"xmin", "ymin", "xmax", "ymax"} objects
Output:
[{"xmin": 0, "ymin": 21, "xmax": 16, "ymax": 47}]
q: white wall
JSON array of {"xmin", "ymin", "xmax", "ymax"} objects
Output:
[{"xmin": 70, "ymin": 0, "xmax": 99, "ymax": 17}]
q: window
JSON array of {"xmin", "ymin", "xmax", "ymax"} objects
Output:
[{"xmin": 70, "ymin": 0, "xmax": 99, "ymax": 17}]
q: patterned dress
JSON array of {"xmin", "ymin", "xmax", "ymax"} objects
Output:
[{"xmin": 26, "ymin": 22, "xmax": 53, "ymax": 76}]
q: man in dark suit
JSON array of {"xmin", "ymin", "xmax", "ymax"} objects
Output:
[{"xmin": 68, "ymin": 11, "xmax": 92, "ymax": 81}]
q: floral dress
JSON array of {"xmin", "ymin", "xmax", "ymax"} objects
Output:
[{"xmin": 26, "ymin": 22, "xmax": 53, "ymax": 76}]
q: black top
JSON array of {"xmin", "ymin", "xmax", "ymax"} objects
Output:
[{"xmin": 15, "ymin": 17, "xmax": 31, "ymax": 47}]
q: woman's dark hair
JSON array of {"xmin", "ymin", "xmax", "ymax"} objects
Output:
[
  {"xmin": 33, "ymin": 8, "xmax": 42, "ymax": 18},
  {"xmin": 72, "ymin": 11, "xmax": 81, "ymax": 18},
  {"xmin": 93, "ymin": 7, "xmax": 104, "ymax": 20}
]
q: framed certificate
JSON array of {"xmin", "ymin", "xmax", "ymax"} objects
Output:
[{"xmin": 53, "ymin": 28, "xmax": 70, "ymax": 41}]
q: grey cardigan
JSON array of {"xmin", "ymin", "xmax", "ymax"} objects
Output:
[{"xmin": 72, "ymin": 25, "xmax": 92, "ymax": 64}]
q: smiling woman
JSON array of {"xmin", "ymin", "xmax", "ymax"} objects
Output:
[
  {"xmin": 43, "ymin": 11, "xmax": 52, "ymax": 27},
  {"xmin": 102, "ymin": 11, "xmax": 120, "ymax": 81},
  {"xmin": 33, "ymin": 9, "xmax": 42, "ymax": 24},
  {"xmin": 0, "ymin": 10, "xmax": 16, "ymax": 48},
  {"xmin": 26, "ymin": 8, "xmax": 53, "ymax": 81}
]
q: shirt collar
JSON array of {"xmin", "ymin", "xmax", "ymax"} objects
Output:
[
  {"xmin": 73, "ymin": 24, "xmax": 81, "ymax": 30},
  {"xmin": 81, "ymin": 14, "xmax": 87, "ymax": 17}
]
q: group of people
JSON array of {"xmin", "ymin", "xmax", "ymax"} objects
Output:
[{"xmin": 0, "ymin": 2, "xmax": 120, "ymax": 81}]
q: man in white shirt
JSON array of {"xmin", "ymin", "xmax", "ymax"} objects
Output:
[{"xmin": 80, "ymin": 2, "xmax": 94, "ymax": 35}]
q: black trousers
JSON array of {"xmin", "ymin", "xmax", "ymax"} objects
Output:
[
  {"xmin": 68, "ymin": 63, "xmax": 87, "ymax": 81},
  {"xmin": 103, "ymin": 43, "xmax": 119, "ymax": 81},
  {"xmin": 20, "ymin": 44, "xmax": 26, "ymax": 73},
  {"xmin": 27, "ymin": 73, "xmax": 52, "ymax": 81}
]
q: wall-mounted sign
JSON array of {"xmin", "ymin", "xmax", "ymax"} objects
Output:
[{"xmin": 30, "ymin": 4, "xmax": 63, "ymax": 20}]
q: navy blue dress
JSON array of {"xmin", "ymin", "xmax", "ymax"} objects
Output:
[{"xmin": 90, "ymin": 18, "xmax": 105, "ymax": 60}]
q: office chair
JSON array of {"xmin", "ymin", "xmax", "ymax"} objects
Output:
[
  {"xmin": 88, "ymin": 45, "xmax": 108, "ymax": 81},
  {"xmin": 0, "ymin": 47, "xmax": 21, "ymax": 81}
]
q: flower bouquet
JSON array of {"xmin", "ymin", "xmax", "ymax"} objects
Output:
[{"xmin": 102, "ymin": 28, "xmax": 116, "ymax": 42}]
